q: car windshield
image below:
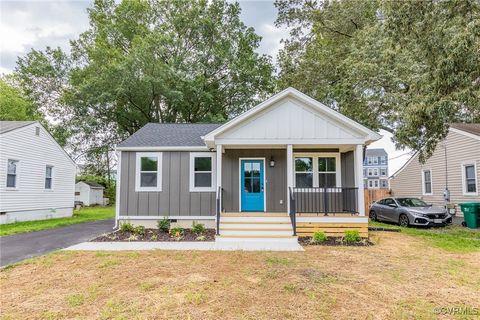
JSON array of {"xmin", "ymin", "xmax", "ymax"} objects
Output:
[{"xmin": 396, "ymin": 198, "xmax": 428, "ymax": 207}]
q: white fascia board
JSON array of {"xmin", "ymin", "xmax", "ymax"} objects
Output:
[
  {"xmin": 450, "ymin": 127, "xmax": 480, "ymax": 141},
  {"xmin": 115, "ymin": 146, "xmax": 210, "ymax": 152},
  {"xmin": 214, "ymin": 138, "xmax": 366, "ymax": 145},
  {"xmin": 203, "ymin": 87, "xmax": 382, "ymax": 143}
]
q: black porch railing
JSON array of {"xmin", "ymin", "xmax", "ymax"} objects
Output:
[
  {"xmin": 292, "ymin": 187, "xmax": 358, "ymax": 215},
  {"xmin": 288, "ymin": 187, "xmax": 296, "ymax": 236},
  {"xmin": 216, "ymin": 186, "xmax": 223, "ymax": 235}
]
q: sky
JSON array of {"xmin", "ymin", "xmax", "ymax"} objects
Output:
[{"xmin": 0, "ymin": 0, "xmax": 412, "ymax": 174}]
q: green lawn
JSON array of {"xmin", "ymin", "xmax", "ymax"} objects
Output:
[
  {"xmin": 0, "ymin": 206, "xmax": 115, "ymax": 237},
  {"xmin": 369, "ymin": 220, "xmax": 480, "ymax": 252}
]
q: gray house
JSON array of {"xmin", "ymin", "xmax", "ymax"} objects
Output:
[
  {"xmin": 363, "ymin": 148, "xmax": 389, "ymax": 189},
  {"xmin": 115, "ymin": 88, "xmax": 382, "ymax": 239}
]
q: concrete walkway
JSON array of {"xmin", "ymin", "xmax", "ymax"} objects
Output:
[
  {"xmin": 0, "ymin": 219, "xmax": 114, "ymax": 266},
  {"xmin": 65, "ymin": 238, "xmax": 304, "ymax": 252}
]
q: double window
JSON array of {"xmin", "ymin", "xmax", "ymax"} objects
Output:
[
  {"xmin": 462, "ymin": 163, "xmax": 478, "ymax": 195},
  {"xmin": 45, "ymin": 165, "xmax": 53, "ymax": 189},
  {"xmin": 368, "ymin": 168, "xmax": 379, "ymax": 176},
  {"xmin": 368, "ymin": 179, "xmax": 379, "ymax": 189},
  {"xmin": 294, "ymin": 154, "xmax": 340, "ymax": 188},
  {"xmin": 7, "ymin": 159, "xmax": 18, "ymax": 188},
  {"xmin": 422, "ymin": 169, "xmax": 432, "ymax": 195},
  {"xmin": 135, "ymin": 152, "xmax": 162, "ymax": 191},
  {"xmin": 189, "ymin": 153, "xmax": 215, "ymax": 192}
]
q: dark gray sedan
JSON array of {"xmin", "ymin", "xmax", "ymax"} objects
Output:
[{"xmin": 369, "ymin": 197, "xmax": 453, "ymax": 227}]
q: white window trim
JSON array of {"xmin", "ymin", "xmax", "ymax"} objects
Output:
[
  {"xmin": 6, "ymin": 159, "xmax": 19, "ymax": 190},
  {"xmin": 461, "ymin": 162, "xmax": 478, "ymax": 196},
  {"xmin": 421, "ymin": 168, "xmax": 433, "ymax": 195},
  {"xmin": 135, "ymin": 152, "xmax": 162, "ymax": 192},
  {"xmin": 293, "ymin": 153, "xmax": 341, "ymax": 190},
  {"xmin": 368, "ymin": 179, "xmax": 380, "ymax": 189},
  {"xmin": 189, "ymin": 152, "xmax": 216, "ymax": 192},
  {"xmin": 44, "ymin": 165, "xmax": 54, "ymax": 191}
]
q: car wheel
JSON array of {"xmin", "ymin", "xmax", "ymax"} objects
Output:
[
  {"xmin": 369, "ymin": 210, "xmax": 377, "ymax": 221},
  {"xmin": 399, "ymin": 214, "xmax": 409, "ymax": 227}
]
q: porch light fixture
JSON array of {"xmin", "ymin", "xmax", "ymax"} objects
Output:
[{"xmin": 269, "ymin": 157, "xmax": 275, "ymax": 167}]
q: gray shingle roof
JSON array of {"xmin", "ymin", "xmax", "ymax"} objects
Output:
[
  {"xmin": 365, "ymin": 148, "xmax": 388, "ymax": 157},
  {"xmin": 450, "ymin": 123, "xmax": 480, "ymax": 136},
  {"xmin": 117, "ymin": 123, "xmax": 223, "ymax": 148},
  {"xmin": 81, "ymin": 181, "xmax": 105, "ymax": 189},
  {"xmin": 0, "ymin": 121, "xmax": 36, "ymax": 134}
]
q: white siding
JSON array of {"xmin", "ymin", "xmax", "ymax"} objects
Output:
[
  {"xmin": 75, "ymin": 182, "xmax": 90, "ymax": 205},
  {"xmin": 217, "ymin": 97, "xmax": 365, "ymax": 143},
  {"xmin": 390, "ymin": 130, "xmax": 480, "ymax": 212},
  {"xmin": 0, "ymin": 123, "xmax": 76, "ymax": 213}
]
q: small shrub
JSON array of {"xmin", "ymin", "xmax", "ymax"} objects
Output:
[
  {"xmin": 120, "ymin": 222, "xmax": 135, "ymax": 233},
  {"xmin": 196, "ymin": 235, "xmax": 206, "ymax": 241},
  {"xmin": 150, "ymin": 234, "xmax": 158, "ymax": 241},
  {"xmin": 170, "ymin": 226, "xmax": 184, "ymax": 240},
  {"xmin": 133, "ymin": 225, "xmax": 145, "ymax": 236},
  {"xmin": 192, "ymin": 221, "xmax": 206, "ymax": 236},
  {"xmin": 311, "ymin": 231, "xmax": 327, "ymax": 244},
  {"xmin": 344, "ymin": 230, "xmax": 361, "ymax": 242},
  {"xmin": 126, "ymin": 234, "xmax": 138, "ymax": 241},
  {"xmin": 157, "ymin": 218, "xmax": 170, "ymax": 232}
]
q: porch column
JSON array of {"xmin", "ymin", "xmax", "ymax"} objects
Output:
[
  {"xmin": 355, "ymin": 144, "xmax": 365, "ymax": 216},
  {"xmin": 286, "ymin": 144, "xmax": 293, "ymax": 213},
  {"xmin": 216, "ymin": 144, "xmax": 222, "ymax": 194}
]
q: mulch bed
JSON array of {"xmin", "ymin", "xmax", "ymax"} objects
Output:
[
  {"xmin": 298, "ymin": 236, "xmax": 373, "ymax": 247},
  {"xmin": 92, "ymin": 229, "xmax": 216, "ymax": 242}
]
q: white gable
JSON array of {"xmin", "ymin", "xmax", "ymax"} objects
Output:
[
  {"xmin": 204, "ymin": 87, "xmax": 381, "ymax": 147},
  {"xmin": 218, "ymin": 97, "xmax": 362, "ymax": 142}
]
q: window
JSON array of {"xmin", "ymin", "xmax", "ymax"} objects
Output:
[
  {"xmin": 381, "ymin": 180, "xmax": 388, "ymax": 188},
  {"xmin": 135, "ymin": 152, "xmax": 162, "ymax": 191},
  {"xmin": 422, "ymin": 169, "xmax": 432, "ymax": 195},
  {"xmin": 318, "ymin": 157, "xmax": 336, "ymax": 188},
  {"xmin": 295, "ymin": 157, "xmax": 313, "ymax": 188},
  {"xmin": 45, "ymin": 165, "xmax": 53, "ymax": 189},
  {"xmin": 373, "ymin": 157, "xmax": 379, "ymax": 165},
  {"xmin": 368, "ymin": 179, "xmax": 379, "ymax": 189},
  {"xmin": 384, "ymin": 198, "xmax": 395, "ymax": 206},
  {"xmin": 367, "ymin": 157, "xmax": 373, "ymax": 165},
  {"xmin": 294, "ymin": 154, "xmax": 340, "ymax": 189},
  {"xmin": 6, "ymin": 160, "xmax": 18, "ymax": 188},
  {"xmin": 462, "ymin": 163, "xmax": 478, "ymax": 195},
  {"xmin": 189, "ymin": 152, "xmax": 215, "ymax": 192},
  {"xmin": 380, "ymin": 156, "xmax": 387, "ymax": 165},
  {"xmin": 380, "ymin": 168, "xmax": 387, "ymax": 176},
  {"xmin": 368, "ymin": 168, "xmax": 378, "ymax": 176}
]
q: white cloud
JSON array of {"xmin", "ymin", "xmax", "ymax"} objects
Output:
[
  {"xmin": 256, "ymin": 23, "xmax": 289, "ymax": 64},
  {"xmin": 368, "ymin": 129, "xmax": 413, "ymax": 176}
]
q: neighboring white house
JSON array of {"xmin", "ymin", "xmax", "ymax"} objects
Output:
[
  {"xmin": 0, "ymin": 121, "xmax": 76, "ymax": 224},
  {"xmin": 75, "ymin": 181, "xmax": 105, "ymax": 206}
]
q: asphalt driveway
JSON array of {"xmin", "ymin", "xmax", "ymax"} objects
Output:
[{"xmin": 0, "ymin": 219, "xmax": 114, "ymax": 266}]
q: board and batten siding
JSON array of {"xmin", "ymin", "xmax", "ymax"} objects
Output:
[
  {"xmin": 390, "ymin": 130, "xmax": 480, "ymax": 210},
  {"xmin": 0, "ymin": 124, "xmax": 76, "ymax": 212},
  {"xmin": 119, "ymin": 151, "xmax": 216, "ymax": 217}
]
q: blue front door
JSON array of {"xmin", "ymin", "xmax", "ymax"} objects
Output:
[{"xmin": 240, "ymin": 159, "xmax": 265, "ymax": 212}]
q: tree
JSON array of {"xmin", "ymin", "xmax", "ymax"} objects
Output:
[
  {"xmin": 68, "ymin": 0, "xmax": 275, "ymax": 137},
  {"xmin": 0, "ymin": 79, "xmax": 39, "ymax": 121},
  {"xmin": 276, "ymin": 0, "xmax": 480, "ymax": 160}
]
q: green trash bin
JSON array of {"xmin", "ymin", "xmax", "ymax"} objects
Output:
[{"xmin": 460, "ymin": 202, "xmax": 480, "ymax": 229}]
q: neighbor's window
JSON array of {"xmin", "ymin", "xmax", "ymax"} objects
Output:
[
  {"xmin": 295, "ymin": 157, "xmax": 313, "ymax": 188},
  {"xmin": 45, "ymin": 165, "xmax": 53, "ymax": 189},
  {"xmin": 135, "ymin": 152, "xmax": 162, "ymax": 191},
  {"xmin": 463, "ymin": 164, "xmax": 477, "ymax": 194},
  {"xmin": 380, "ymin": 168, "xmax": 387, "ymax": 176},
  {"xmin": 422, "ymin": 169, "xmax": 432, "ymax": 195},
  {"xmin": 380, "ymin": 156, "xmax": 387, "ymax": 165},
  {"xmin": 7, "ymin": 159, "xmax": 18, "ymax": 188},
  {"xmin": 381, "ymin": 180, "xmax": 388, "ymax": 188},
  {"xmin": 189, "ymin": 153, "xmax": 215, "ymax": 192},
  {"xmin": 318, "ymin": 157, "xmax": 336, "ymax": 188}
]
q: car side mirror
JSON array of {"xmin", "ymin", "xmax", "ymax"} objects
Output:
[{"xmin": 388, "ymin": 203, "xmax": 397, "ymax": 208}]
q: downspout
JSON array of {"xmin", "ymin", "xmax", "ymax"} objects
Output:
[{"xmin": 113, "ymin": 149, "xmax": 121, "ymax": 230}]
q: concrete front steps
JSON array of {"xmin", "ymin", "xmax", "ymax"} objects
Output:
[{"xmin": 217, "ymin": 212, "xmax": 295, "ymax": 239}]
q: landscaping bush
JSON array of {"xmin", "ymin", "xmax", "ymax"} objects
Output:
[
  {"xmin": 133, "ymin": 225, "xmax": 145, "ymax": 235},
  {"xmin": 120, "ymin": 222, "xmax": 135, "ymax": 233},
  {"xmin": 344, "ymin": 230, "xmax": 361, "ymax": 242},
  {"xmin": 169, "ymin": 226, "xmax": 184, "ymax": 240},
  {"xmin": 311, "ymin": 231, "xmax": 327, "ymax": 244},
  {"xmin": 157, "ymin": 218, "xmax": 170, "ymax": 232},
  {"xmin": 192, "ymin": 221, "xmax": 206, "ymax": 236}
]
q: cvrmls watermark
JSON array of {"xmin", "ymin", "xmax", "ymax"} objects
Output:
[{"xmin": 433, "ymin": 306, "xmax": 479, "ymax": 316}]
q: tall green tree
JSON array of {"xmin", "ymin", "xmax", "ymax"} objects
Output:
[
  {"xmin": 0, "ymin": 79, "xmax": 38, "ymax": 121},
  {"xmin": 276, "ymin": 0, "xmax": 480, "ymax": 160},
  {"xmin": 68, "ymin": 0, "xmax": 275, "ymax": 137}
]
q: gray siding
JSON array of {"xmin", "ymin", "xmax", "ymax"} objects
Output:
[
  {"xmin": 222, "ymin": 149, "xmax": 287, "ymax": 212},
  {"xmin": 341, "ymin": 151, "xmax": 355, "ymax": 187},
  {"xmin": 119, "ymin": 151, "xmax": 215, "ymax": 216}
]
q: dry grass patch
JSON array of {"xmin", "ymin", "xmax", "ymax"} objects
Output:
[{"xmin": 1, "ymin": 232, "xmax": 479, "ymax": 319}]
